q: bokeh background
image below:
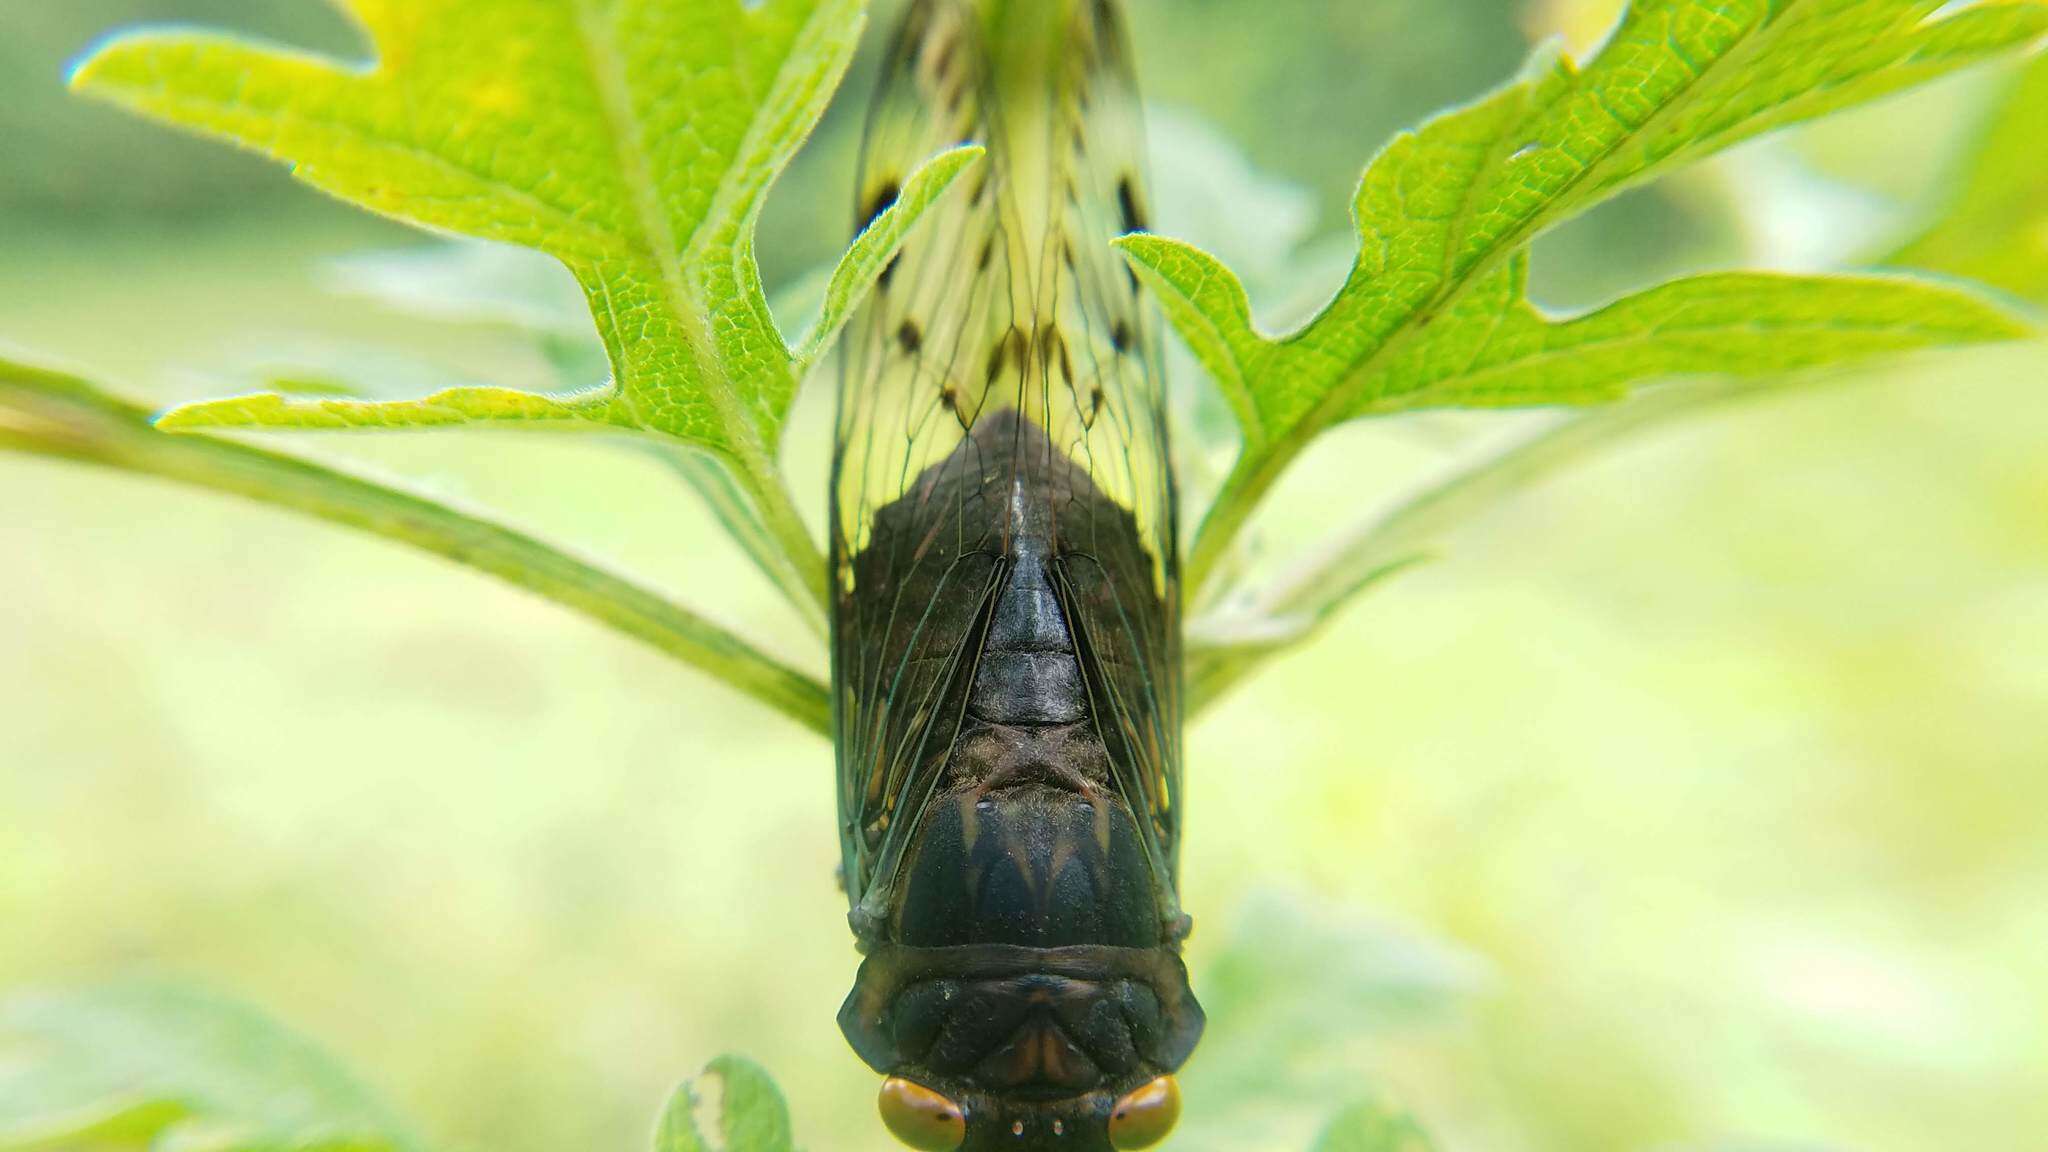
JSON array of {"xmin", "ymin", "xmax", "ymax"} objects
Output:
[{"xmin": 4, "ymin": 2, "xmax": 2046, "ymax": 1151}]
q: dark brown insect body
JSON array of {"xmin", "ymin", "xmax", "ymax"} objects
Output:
[
  {"xmin": 830, "ymin": 2, "xmax": 1200, "ymax": 1149},
  {"xmin": 836, "ymin": 416, "xmax": 1201, "ymax": 1150}
]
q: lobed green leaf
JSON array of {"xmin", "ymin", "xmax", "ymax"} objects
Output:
[
  {"xmin": 70, "ymin": 0, "xmax": 979, "ymax": 613},
  {"xmin": 1121, "ymin": 0, "xmax": 2048, "ymax": 591}
]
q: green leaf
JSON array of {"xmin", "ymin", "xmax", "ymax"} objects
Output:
[
  {"xmin": 1891, "ymin": 52, "xmax": 2048, "ymax": 299},
  {"xmin": 1118, "ymin": 0, "xmax": 2048, "ymax": 592},
  {"xmin": 0, "ymin": 983, "xmax": 420, "ymax": 1152},
  {"xmin": 653, "ymin": 1057, "xmax": 794, "ymax": 1152},
  {"xmin": 71, "ymin": 0, "xmax": 982, "ymax": 611},
  {"xmin": 1309, "ymin": 1100, "xmax": 1439, "ymax": 1152},
  {"xmin": 0, "ymin": 353, "xmax": 831, "ymax": 735}
]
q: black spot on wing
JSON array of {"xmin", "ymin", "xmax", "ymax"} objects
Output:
[
  {"xmin": 1110, "ymin": 319, "xmax": 1133, "ymax": 354},
  {"xmin": 860, "ymin": 180, "xmax": 902, "ymax": 235},
  {"xmin": 1115, "ymin": 177, "xmax": 1146, "ymax": 235},
  {"xmin": 861, "ymin": 179, "xmax": 905, "ymax": 290}
]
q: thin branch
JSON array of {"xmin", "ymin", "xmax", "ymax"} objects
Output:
[
  {"xmin": 647, "ymin": 443, "xmax": 828, "ymax": 640},
  {"xmin": 1186, "ymin": 377, "xmax": 1809, "ymax": 714},
  {"xmin": 0, "ymin": 356, "xmax": 832, "ymax": 737}
]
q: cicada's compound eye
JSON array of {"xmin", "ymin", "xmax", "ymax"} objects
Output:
[
  {"xmin": 878, "ymin": 1077, "xmax": 967, "ymax": 1152},
  {"xmin": 1107, "ymin": 1076, "xmax": 1181, "ymax": 1151}
]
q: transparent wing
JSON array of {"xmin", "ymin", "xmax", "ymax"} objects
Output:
[{"xmin": 831, "ymin": 0, "xmax": 1181, "ymax": 920}]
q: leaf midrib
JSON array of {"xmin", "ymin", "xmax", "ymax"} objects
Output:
[{"xmin": 569, "ymin": 0, "xmax": 773, "ymax": 460}]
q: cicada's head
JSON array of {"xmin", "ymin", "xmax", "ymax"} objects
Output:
[{"xmin": 840, "ymin": 787, "xmax": 1203, "ymax": 1152}]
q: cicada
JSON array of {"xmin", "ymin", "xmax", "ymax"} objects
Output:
[{"xmin": 830, "ymin": 1, "xmax": 1202, "ymax": 1150}]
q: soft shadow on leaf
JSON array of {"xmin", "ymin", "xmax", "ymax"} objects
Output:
[
  {"xmin": 654, "ymin": 1057, "xmax": 794, "ymax": 1152},
  {"xmin": 0, "ymin": 984, "xmax": 420, "ymax": 1152}
]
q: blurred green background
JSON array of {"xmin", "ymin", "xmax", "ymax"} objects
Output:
[{"xmin": 3, "ymin": 3, "xmax": 2045, "ymax": 1152}]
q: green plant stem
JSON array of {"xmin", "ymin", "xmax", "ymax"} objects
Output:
[
  {"xmin": 649, "ymin": 446, "xmax": 829, "ymax": 640},
  {"xmin": 0, "ymin": 357, "xmax": 833, "ymax": 736},
  {"xmin": 1186, "ymin": 377, "xmax": 1808, "ymax": 713},
  {"xmin": 735, "ymin": 459, "xmax": 832, "ymax": 621},
  {"xmin": 1186, "ymin": 446, "xmax": 1290, "ymax": 600}
]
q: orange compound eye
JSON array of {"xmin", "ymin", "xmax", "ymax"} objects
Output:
[
  {"xmin": 878, "ymin": 1077, "xmax": 967, "ymax": 1152},
  {"xmin": 1108, "ymin": 1076, "xmax": 1181, "ymax": 1151}
]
